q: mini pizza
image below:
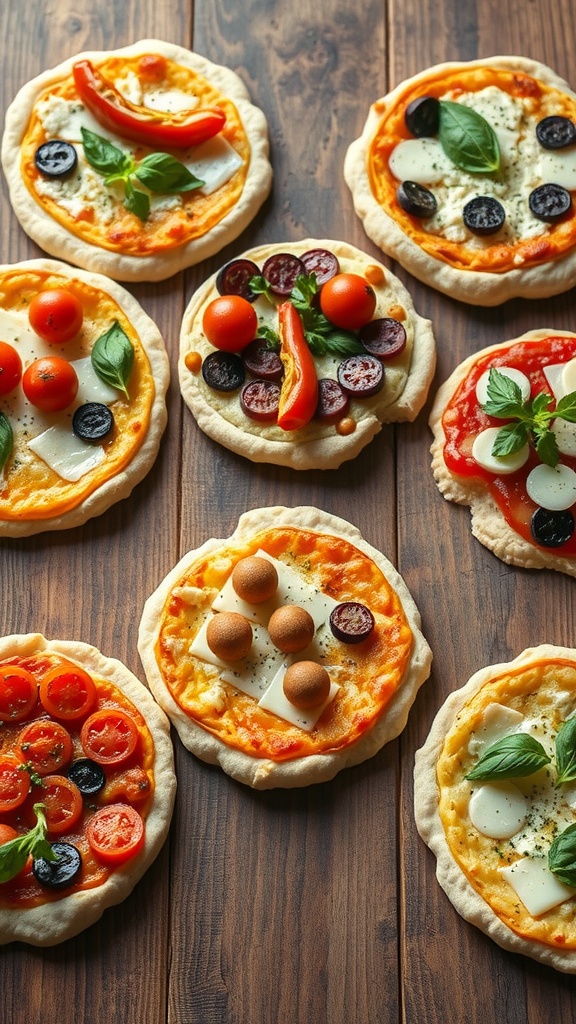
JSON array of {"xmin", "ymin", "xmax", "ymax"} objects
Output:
[
  {"xmin": 137, "ymin": 506, "xmax": 432, "ymax": 789},
  {"xmin": 430, "ymin": 329, "xmax": 576, "ymax": 577},
  {"xmin": 178, "ymin": 239, "xmax": 436, "ymax": 470},
  {"xmin": 414, "ymin": 645, "xmax": 576, "ymax": 972},
  {"xmin": 1, "ymin": 39, "xmax": 272, "ymax": 282},
  {"xmin": 0, "ymin": 259, "xmax": 169, "ymax": 536},
  {"xmin": 0, "ymin": 633, "xmax": 176, "ymax": 946},
  {"xmin": 344, "ymin": 56, "xmax": 576, "ymax": 305}
]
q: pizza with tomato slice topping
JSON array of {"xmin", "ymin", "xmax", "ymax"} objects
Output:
[
  {"xmin": 1, "ymin": 39, "xmax": 272, "ymax": 281},
  {"xmin": 0, "ymin": 633, "xmax": 176, "ymax": 946},
  {"xmin": 429, "ymin": 329, "xmax": 576, "ymax": 576},
  {"xmin": 178, "ymin": 238, "xmax": 436, "ymax": 469},
  {"xmin": 344, "ymin": 56, "xmax": 576, "ymax": 305},
  {"xmin": 137, "ymin": 506, "xmax": 432, "ymax": 789},
  {"xmin": 0, "ymin": 258, "xmax": 168, "ymax": 537}
]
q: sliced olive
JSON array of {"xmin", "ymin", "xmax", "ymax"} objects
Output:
[
  {"xmin": 242, "ymin": 338, "xmax": 283, "ymax": 381},
  {"xmin": 531, "ymin": 507, "xmax": 575, "ymax": 548},
  {"xmin": 67, "ymin": 758, "xmax": 106, "ymax": 796},
  {"xmin": 337, "ymin": 354, "xmax": 384, "ymax": 397},
  {"xmin": 397, "ymin": 181, "xmax": 438, "ymax": 218},
  {"xmin": 536, "ymin": 116, "xmax": 576, "ymax": 150},
  {"xmin": 262, "ymin": 254, "xmax": 306, "ymax": 296},
  {"xmin": 360, "ymin": 318, "xmax": 407, "ymax": 359},
  {"xmin": 300, "ymin": 248, "xmax": 340, "ymax": 285},
  {"xmin": 529, "ymin": 183, "xmax": 572, "ymax": 222},
  {"xmin": 314, "ymin": 378, "xmax": 350, "ymax": 424},
  {"xmin": 216, "ymin": 259, "xmax": 260, "ymax": 301},
  {"xmin": 202, "ymin": 351, "xmax": 245, "ymax": 392},
  {"xmin": 72, "ymin": 402, "xmax": 114, "ymax": 442},
  {"xmin": 405, "ymin": 96, "xmax": 440, "ymax": 137},
  {"xmin": 34, "ymin": 140, "xmax": 77, "ymax": 178},
  {"xmin": 33, "ymin": 842, "xmax": 82, "ymax": 890},
  {"xmin": 240, "ymin": 379, "xmax": 281, "ymax": 422},
  {"xmin": 463, "ymin": 196, "xmax": 506, "ymax": 236},
  {"xmin": 330, "ymin": 602, "xmax": 375, "ymax": 644}
]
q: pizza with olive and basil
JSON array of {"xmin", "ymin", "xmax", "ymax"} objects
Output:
[
  {"xmin": 0, "ymin": 258, "xmax": 169, "ymax": 537},
  {"xmin": 178, "ymin": 238, "xmax": 436, "ymax": 470},
  {"xmin": 415, "ymin": 644, "xmax": 576, "ymax": 973},
  {"xmin": 137, "ymin": 505, "xmax": 432, "ymax": 789},
  {"xmin": 429, "ymin": 329, "xmax": 576, "ymax": 577},
  {"xmin": 0, "ymin": 633, "xmax": 176, "ymax": 946},
  {"xmin": 1, "ymin": 39, "xmax": 272, "ymax": 282},
  {"xmin": 344, "ymin": 56, "xmax": 576, "ymax": 305}
]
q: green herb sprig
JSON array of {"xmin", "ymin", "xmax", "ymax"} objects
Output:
[
  {"xmin": 438, "ymin": 100, "xmax": 501, "ymax": 175},
  {"xmin": 0, "ymin": 803, "xmax": 56, "ymax": 883},
  {"xmin": 465, "ymin": 733, "xmax": 551, "ymax": 781},
  {"xmin": 91, "ymin": 321, "xmax": 134, "ymax": 399},
  {"xmin": 481, "ymin": 368, "xmax": 576, "ymax": 468},
  {"xmin": 0, "ymin": 411, "xmax": 13, "ymax": 474}
]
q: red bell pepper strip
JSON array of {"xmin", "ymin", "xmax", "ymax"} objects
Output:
[
  {"xmin": 276, "ymin": 302, "xmax": 318, "ymax": 431},
  {"xmin": 72, "ymin": 60, "xmax": 226, "ymax": 149}
]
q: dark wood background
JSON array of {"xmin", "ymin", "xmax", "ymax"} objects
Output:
[{"xmin": 2, "ymin": 1, "xmax": 576, "ymax": 1022}]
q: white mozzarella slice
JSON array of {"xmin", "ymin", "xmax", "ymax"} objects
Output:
[
  {"xmin": 388, "ymin": 138, "xmax": 452, "ymax": 185},
  {"xmin": 468, "ymin": 702, "xmax": 525, "ymax": 757},
  {"xmin": 258, "ymin": 660, "xmax": 339, "ymax": 731},
  {"xmin": 472, "ymin": 427, "xmax": 530, "ymax": 474},
  {"xmin": 142, "ymin": 88, "xmax": 200, "ymax": 114},
  {"xmin": 543, "ymin": 363, "xmax": 568, "ymax": 401},
  {"xmin": 191, "ymin": 618, "xmax": 284, "ymax": 700},
  {"xmin": 36, "ymin": 95, "xmax": 122, "ymax": 145},
  {"xmin": 70, "ymin": 356, "xmax": 120, "ymax": 405},
  {"xmin": 539, "ymin": 149, "xmax": 576, "ymax": 191},
  {"xmin": 28, "ymin": 425, "xmax": 105, "ymax": 481},
  {"xmin": 468, "ymin": 781, "xmax": 528, "ymax": 839},
  {"xmin": 185, "ymin": 137, "xmax": 243, "ymax": 196},
  {"xmin": 561, "ymin": 357, "xmax": 576, "ymax": 396},
  {"xmin": 526, "ymin": 463, "xmax": 576, "ymax": 510},
  {"xmin": 500, "ymin": 857, "xmax": 576, "ymax": 916},
  {"xmin": 475, "ymin": 366, "xmax": 531, "ymax": 406},
  {"xmin": 552, "ymin": 418, "xmax": 576, "ymax": 457}
]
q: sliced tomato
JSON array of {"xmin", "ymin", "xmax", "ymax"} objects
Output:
[
  {"xmin": 0, "ymin": 824, "xmax": 19, "ymax": 844},
  {"xmin": 39, "ymin": 662, "xmax": 97, "ymax": 721},
  {"xmin": 16, "ymin": 719, "xmax": 73, "ymax": 776},
  {"xmin": 0, "ymin": 664, "xmax": 38, "ymax": 722},
  {"xmin": 42, "ymin": 775, "xmax": 83, "ymax": 836},
  {"xmin": 80, "ymin": 709, "xmax": 139, "ymax": 766},
  {"xmin": 0, "ymin": 756, "xmax": 30, "ymax": 813},
  {"xmin": 86, "ymin": 803, "xmax": 144, "ymax": 864}
]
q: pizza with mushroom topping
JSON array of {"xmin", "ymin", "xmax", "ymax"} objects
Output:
[
  {"xmin": 137, "ymin": 506, "xmax": 432, "ymax": 789},
  {"xmin": 344, "ymin": 56, "xmax": 576, "ymax": 305},
  {"xmin": 1, "ymin": 39, "xmax": 272, "ymax": 282}
]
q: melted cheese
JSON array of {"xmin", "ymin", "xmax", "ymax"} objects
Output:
[
  {"xmin": 500, "ymin": 857, "xmax": 576, "ymax": 917},
  {"xmin": 469, "ymin": 782, "xmax": 529, "ymax": 839},
  {"xmin": 526, "ymin": 463, "xmax": 576, "ymax": 510}
]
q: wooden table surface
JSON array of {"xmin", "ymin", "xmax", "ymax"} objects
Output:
[{"xmin": 2, "ymin": 0, "xmax": 576, "ymax": 1022}]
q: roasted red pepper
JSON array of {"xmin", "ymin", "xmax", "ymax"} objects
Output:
[
  {"xmin": 276, "ymin": 302, "xmax": 318, "ymax": 431},
  {"xmin": 72, "ymin": 59, "xmax": 226, "ymax": 149}
]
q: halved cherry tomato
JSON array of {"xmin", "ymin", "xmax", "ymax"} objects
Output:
[
  {"xmin": 202, "ymin": 295, "xmax": 258, "ymax": 353},
  {"xmin": 80, "ymin": 709, "xmax": 139, "ymax": 766},
  {"xmin": 86, "ymin": 803, "xmax": 145, "ymax": 864},
  {"xmin": 0, "ymin": 756, "xmax": 30, "ymax": 813},
  {"xmin": 22, "ymin": 356, "xmax": 78, "ymax": 413},
  {"xmin": 0, "ymin": 342, "xmax": 22, "ymax": 396},
  {"xmin": 0, "ymin": 664, "xmax": 38, "ymax": 722},
  {"xmin": 41, "ymin": 775, "xmax": 83, "ymax": 836},
  {"xmin": 276, "ymin": 301, "xmax": 318, "ymax": 431},
  {"xmin": 16, "ymin": 720, "xmax": 73, "ymax": 776},
  {"xmin": 319, "ymin": 273, "xmax": 377, "ymax": 331},
  {"xmin": 0, "ymin": 824, "xmax": 20, "ymax": 844},
  {"xmin": 28, "ymin": 289, "xmax": 83, "ymax": 344},
  {"xmin": 39, "ymin": 662, "xmax": 97, "ymax": 721},
  {"xmin": 73, "ymin": 59, "xmax": 226, "ymax": 149}
]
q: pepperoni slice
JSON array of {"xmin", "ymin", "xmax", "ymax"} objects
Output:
[
  {"xmin": 242, "ymin": 339, "xmax": 283, "ymax": 381},
  {"xmin": 337, "ymin": 354, "xmax": 384, "ymax": 397},
  {"xmin": 314, "ymin": 378, "xmax": 350, "ymax": 424},
  {"xmin": 329, "ymin": 603, "xmax": 375, "ymax": 644},
  {"xmin": 300, "ymin": 248, "xmax": 340, "ymax": 285},
  {"xmin": 359, "ymin": 318, "xmax": 407, "ymax": 359},
  {"xmin": 202, "ymin": 351, "xmax": 245, "ymax": 392},
  {"xmin": 262, "ymin": 254, "xmax": 306, "ymax": 296},
  {"xmin": 240, "ymin": 380, "xmax": 281, "ymax": 422},
  {"xmin": 215, "ymin": 258, "xmax": 260, "ymax": 301}
]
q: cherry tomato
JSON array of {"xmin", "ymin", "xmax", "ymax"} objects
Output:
[
  {"xmin": 0, "ymin": 756, "xmax": 30, "ymax": 813},
  {"xmin": 202, "ymin": 295, "xmax": 258, "ymax": 352},
  {"xmin": 86, "ymin": 803, "xmax": 145, "ymax": 864},
  {"xmin": 0, "ymin": 664, "xmax": 38, "ymax": 722},
  {"xmin": 28, "ymin": 289, "xmax": 83, "ymax": 344},
  {"xmin": 16, "ymin": 719, "xmax": 73, "ymax": 776},
  {"xmin": 319, "ymin": 273, "xmax": 377, "ymax": 331},
  {"xmin": 22, "ymin": 356, "xmax": 78, "ymax": 413},
  {"xmin": 0, "ymin": 824, "xmax": 20, "ymax": 845},
  {"xmin": 39, "ymin": 662, "xmax": 97, "ymax": 721},
  {"xmin": 0, "ymin": 342, "xmax": 22, "ymax": 396},
  {"xmin": 41, "ymin": 775, "xmax": 83, "ymax": 836},
  {"xmin": 80, "ymin": 709, "xmax": 139, "ymax": 766}
]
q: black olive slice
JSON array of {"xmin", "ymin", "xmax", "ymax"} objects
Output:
[
  {"xmin": 300, "ymin": 248, "xmax": 340, "ymax": 285},
  {"xmin": 529, "ymin": 183, "xmax": 573, "ymax": 222},
  {"xmin": 262, "ymin": 254, "xmax": 306, "ymax": 296},
  {"xmin": 359, "ymin": 318, "xmax": 407, "ymax": 359},
  {"xmin": 72, "ymin": 402, "xmax": 114, "ymax": 442},
  {"xmin": 531, "ymin": 507, "xmax": 575, "ymax": 548},
  {"xmin": 463, "ymin": 196, "xmax": 506, "ymax": 236},
  {"xmin": 33, "ymin": 842, "xmax": 82, "ymax": 890},
  {"xmin": 397, "ymin": 181, "xmax": 438, "ymax": 218},
  {"xmin": 330, "ymin": 602, "xmax": 375, "ymax": 644},
  {"xmin": 215, "ymin": 259, "xmax": 260, "ymax": 301},
  {"xmin": 536, "ymin": 116, "xmax": 576, "ymax": 150},
  {"xmin": 242, "ymin": 338, "xmax": 283, "ymax": 381},
  {"xmin": 201, "ymin": 351, "xmax": 245, "ymax": 392},
  {"xmin": 67, "ymin": 758, "xmax": 106, "ymax": 796},
  {"xmin": 34, "ymin": 140, "xmax": 78, "ymax": 178},
  {"xmin": 405, "ymin": 96, "xmax": 440, "ymax": 137},
  {"xmin": 337, "ymin": 354, "xmax": 384, "ymax": 398},
  {"xmin": 240, "ymin": 379, "xmax": 281, "ymax": 422},
  {"xmin": 314, "ymin": 378, "xmax": 350, "ymax": 424}
]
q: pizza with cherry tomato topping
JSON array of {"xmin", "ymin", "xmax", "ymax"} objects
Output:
[
  {"xmin": 344, "ymin": 57, "xmax": 576, "ymax": 305},
  {"xmin": 0, "ymin": 633, "xmax": 175, "ymax": 946},
  {"xmin": 1, "ymin": 40, "xmax": 271, "ymax": 282},
  {"xmin": 429, "ymin": 329, "xmax": 576, "ymax": 577},
  {"xmin": 138, "ymin": 506, "xmax": 432, "ymax": 789},
  {"xmin": 178, "ymin": 239, "xmax": 436, "ymax": 469},
  {"xmin": 0, "ymin": 258, "xmax": 168, "ymax": 537}
]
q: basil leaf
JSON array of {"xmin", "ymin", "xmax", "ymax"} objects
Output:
[
  {"xmin": 91, "ymin": 321, "xmax": 134, "ymax": 399},
  {"xmin": 248, "ymin": 275, "xmax": 274, "ymax": 302},
  {"xmin": 555, "ymin": 718, "xmax": 576, "ymax": 785},
  {"xmin": 0, "ymin": 412, "xmax": 13, "ymax": 473},
  {"xmin": 491, "ymin": 421, "xmax": 530, "ymax": 457},
  {"xmin": 81, "ymin": 127, "xmax": 130, "ymax": 176},
  {"xmin": 534, "ymin": 428, "xmax": 560, "ymax": 468},
  {"xmin": 0, "ymin": 803, "xmax": 56, "ymax": 883},
  {"xmin": 555, "ymin": 390, "xmax": 576, "ymax": 423},
  {"xmin": 549, "ymin": 823, "xmax": 576, "ymax": 887},
  {"xmin": 324, "ymin": 331, "xmax": 365, "ymax": 357},
  {"xmin": 256, "ymin": 324, "xmax": 280, "ymax": 350},
  {"xmin": 439, "ymin": 100, "xmax": 501, "ymax": 174},
  {"xmin": 465, "ymin": 733, "xmax": 551, "ymax": 781},
  {"xmin": 135, "ymin": 153, "xmax": 204, "ymax": 194},
  {"xmin": 124, "ymin": 179, "xmax": 150, "ymax": 222},
  {"xmin": 482, "ymin": 369, "xmax": 526, "ymax": 419}
]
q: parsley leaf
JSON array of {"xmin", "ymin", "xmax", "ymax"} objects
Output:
[{"xmin": 0, "ymin": 804, "xmax": 56, "ymax": 883}]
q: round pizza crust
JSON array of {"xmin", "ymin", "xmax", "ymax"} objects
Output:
[
  {"xmin": 344, "ymin": 56, "xmax": 576, "ymax": 306},
  {"xmin": 429, "ymin": 328, "xmax": 576, "ymax": 578},
  {"xmin": 1, "ymin": 39, "xmax": 272, "ymax": 282},
  {"xmin": 138, "ymin": 505, "xmax": 432, "ymax": 789},
  {"xmin": 179, "ymin": 239, "xmax": 436, "ymax": 470},
  {"xmin": 414, "ymin": 644, "xmax": 576, "ymax": 973},
  {"xmin": 0, "ymin": 633, "xmax": 176, "ymax": 947}
]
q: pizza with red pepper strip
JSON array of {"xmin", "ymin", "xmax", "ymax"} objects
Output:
[
  {"xmin": 137, "ymin": 506, "xmax": 432, "ymax": 789},
  {"xmin": 178, "ymin": 238, "xmax": 436, "ymax": 469},
  {"xmin": 1, "ymin": 39, "xmax": 272, "ymax": 282},
  {"xmin": 344, "ymin": 56, "xmax": 576, "ymax": 305},
  {"xmin": 0, "ymin": 633, "xmax": 176, "ymax": 946}
]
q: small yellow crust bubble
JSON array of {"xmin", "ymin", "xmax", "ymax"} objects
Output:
[
  {"xmin": 336, "ymin": 417, "xmax": 356, "ymax": 436},
  {"xmin": 185, "ymin": 351, "xmax": 202, "ymax": 373},
  {"xmin": 364, "ymin": 264, "xmax": 386, "ymax": 286}
]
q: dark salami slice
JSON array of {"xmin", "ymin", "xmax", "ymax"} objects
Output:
[
  {"xmin": 240, "ymin": 379, "xmax": 281, "ymax": 422},
  {"xmin": 216, "ymin": 259, "xmax": 260, "ymax": 300},
  {"xmin": 359, "ymin": 318, "xmax": 407, "ymax": 359},
  {"xmin": 300, "ymin": 248, "xmax": 340, "ymax": 285},
  {"xmin": 262, "ymin": 253, "xmax": 306, "ymax": 295},
  {"xmin": 337, "ymin": 354, "xmax": 384, "ymax": 397},
  {"xmin": 202, "ymin": 351, "xmax": 245, "ymax": 392},
  {"xmin": 329, "ymin": 603, "xmax": 375, "ymax": 644},
  {"xmin": 314, "ymin": 378, "xmax": 350, "ymax": 424},
  {"xmin": 242, "ymin": 338, "xmax": 283, "ymax": 381}
]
